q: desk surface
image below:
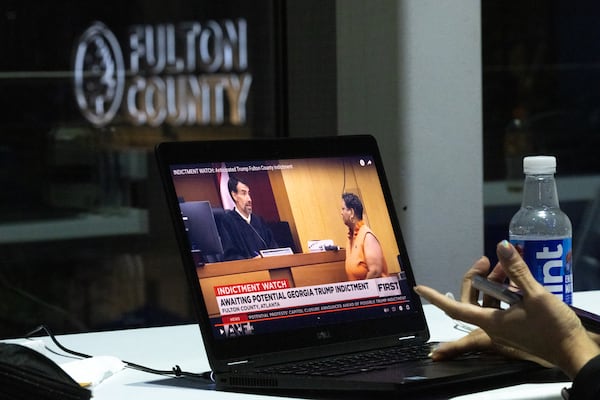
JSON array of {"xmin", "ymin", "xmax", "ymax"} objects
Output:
[{"xmin": 8, "ymin": 291, "xmax": 598, "ymax": 400}]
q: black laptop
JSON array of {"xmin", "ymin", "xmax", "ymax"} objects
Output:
[{"xmin": 155, "ymin": 135, "xmax": 558, "ymax": 398}]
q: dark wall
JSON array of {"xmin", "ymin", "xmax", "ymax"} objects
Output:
[{"xmin": 0, "ymin": 0, "xmax": 338, "ymax": 338}]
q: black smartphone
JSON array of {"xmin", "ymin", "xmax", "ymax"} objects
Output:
[{"xmin": 471, "ymin": 275, "xmax": 600, "ymax": 333}]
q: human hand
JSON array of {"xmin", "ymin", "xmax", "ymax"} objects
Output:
[
  {"xmin": 415, "ymin": 240, "xmax": 600, "ymax": 379},
  {"xmin": 429, "ymin": 255, "xmax": 550, "ymax": 366},
  {"xmin": 430, "ymin": 328, "xmax": 555, "ymax": 368},
  {"xmin": 428, "ymin": 255, "xmax": 541, "ymax": 364}
]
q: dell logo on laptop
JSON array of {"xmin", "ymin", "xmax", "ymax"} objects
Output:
[{"xmin": 316, "ymin": 330, "xmax": 332, "ymax": 340}]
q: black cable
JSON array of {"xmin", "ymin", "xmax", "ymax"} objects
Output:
[
  {"xmin": 25, "ymin": 325, "xmax": 92, "ymax": 359},
  {"xmin": 25, "ymin": 325, "xmax": 214, "ymax": 382}
]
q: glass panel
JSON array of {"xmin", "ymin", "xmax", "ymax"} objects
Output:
[
  {"xmin": 482, "ymin": 1, "xmax": 600, "ymax": 290},
  {"xmin": 0, "ymin": 1, "xmax": 283, "ymax": 338}
]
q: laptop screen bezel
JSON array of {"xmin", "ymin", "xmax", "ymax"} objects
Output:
[{"xmin": 155, "ymin": 135, "xmax": 429, "ymax": 368}]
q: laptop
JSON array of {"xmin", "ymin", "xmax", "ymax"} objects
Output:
[{"xmin": 155, "ymin": 135, "xmax": 559, "ymax": 397}]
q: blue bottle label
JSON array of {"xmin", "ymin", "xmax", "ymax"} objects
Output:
[{"xmin": 510, "ymin": 238, "xmax": 572, "ymax": 304}]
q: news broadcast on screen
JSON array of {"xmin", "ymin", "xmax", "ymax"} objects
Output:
[{"xmin": 168, "ymin": 155, "xmax": 416, "ymax": 339}]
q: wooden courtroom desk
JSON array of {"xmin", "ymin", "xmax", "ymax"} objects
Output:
[{"xmin": 196, "ymin": 251, "xmax": 347, "ymax": 317}]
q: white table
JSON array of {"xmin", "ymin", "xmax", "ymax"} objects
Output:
[{"xmin": 8, "ymin": 291, "xmax": 598, "ymax": 400}]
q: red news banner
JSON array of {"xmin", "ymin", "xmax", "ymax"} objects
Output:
[{"xmin": 214, "ymin": 276, "xmax": 405, "ymax": 324}]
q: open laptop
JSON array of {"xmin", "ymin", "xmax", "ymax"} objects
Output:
[{"xmin": 155, "ymin": 135, "xmax": 559, "ymax": 397}]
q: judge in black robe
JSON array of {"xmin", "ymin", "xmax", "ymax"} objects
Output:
[
  {"xmin": 219, "ymin": 176, "xmax": 278, "ymax": 260},
  {"xmin": 219, "ymin": 210, "xmax": 278, "ymax": 260}
]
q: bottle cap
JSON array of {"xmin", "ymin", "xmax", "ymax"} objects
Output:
[{"xmin": 523, "ymin": 156, "xmax": 556, "ymax": 174}]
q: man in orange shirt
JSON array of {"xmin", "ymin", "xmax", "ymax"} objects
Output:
[{"xmin": 340, "ymin": 192, "xmax": 388, "ymax": 280}]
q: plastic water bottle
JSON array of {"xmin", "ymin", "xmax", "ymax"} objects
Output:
[{"xmin": 509, "ymin": 156, "xmax": 573, "ymax": 304}]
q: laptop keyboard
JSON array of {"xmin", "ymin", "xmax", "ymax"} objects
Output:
[{"xmin": 258, "ymin": 343, "xmax": 433, "ymax": 377}]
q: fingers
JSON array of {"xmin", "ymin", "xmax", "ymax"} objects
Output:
[
  {"xmin": 430, "ymin": 329, "xmax": 492, "ymax": 361},
  {"xmin": 496, "ymin": 240, "xmax": 542, "ymax": 295},
  {"xmin": 460, "ymin": 257, "xmax": 490, "ymax": 304},
  {"xmin": 480, "ymin": 261, "xmax": 509, "ymax": 308},
  {"xmin": 486, "ymin": 261, "xmax": 508, "ymax": 284},
  {"xmin": 458, "ymin": 257, "xmax": 505, "ymax": 308},
  {"xmin": 431, "ymin": 329, "xmax": 556, "ymax": 368},
  {"xmin": 414, "ymin": 285, "xmax": 486, "ymax": 326}
]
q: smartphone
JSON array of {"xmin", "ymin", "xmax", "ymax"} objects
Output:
[
  {"xmin": 471, "ymin": 275, "xmax": 600, "ymax": 333},
  {"xmin": 471, "ymin": 275, "xmax": 522, "ymax": 305}
]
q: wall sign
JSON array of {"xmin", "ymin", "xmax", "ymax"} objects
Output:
[{"xmin": 73, "ymin": 20, "xmax": 251, "ymax": 128}]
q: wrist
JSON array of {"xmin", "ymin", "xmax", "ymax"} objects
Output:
[{"xmin": 558, "ymin": 335, "xmax": 600, "ymax": 379}]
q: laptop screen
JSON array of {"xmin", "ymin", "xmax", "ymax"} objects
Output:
[{"xmin": 156, "ymin": 136, "xmax": 428, "ymax": 363}]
